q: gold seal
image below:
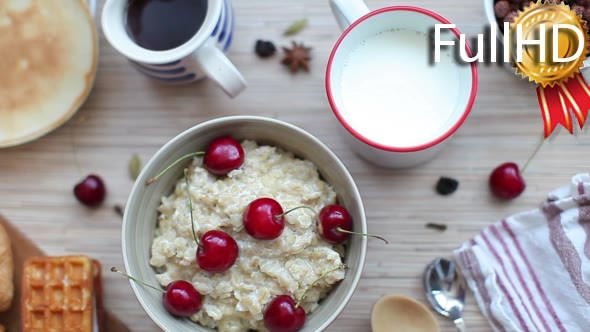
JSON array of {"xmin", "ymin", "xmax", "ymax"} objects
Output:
[{"xmin": 511, "ymin": 1, "xmax": 588, "ymax": 87}]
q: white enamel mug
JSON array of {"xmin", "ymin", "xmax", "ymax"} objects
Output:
[
  {"xmin": 102, "ymin": 0, "xmax": 246, "ymax": 97},
  {"xmin": 326, "ymin": 0, "xmax": 478, "ymax": 168}
]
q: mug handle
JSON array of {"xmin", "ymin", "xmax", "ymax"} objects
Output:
[
  {"xmin": 329, "ymin": 0, "xmax": 370, "ymax": 30},
  {"xmin": 192, "ymin": 42, "xmax": 247, "ymax": 98}
]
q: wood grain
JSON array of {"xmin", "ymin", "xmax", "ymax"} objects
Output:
[
  {"xmin": 1, "ymin": 0, "xmax": 588, "ymax": 331},
  {"xmin": 0, "ymin": 216, "xmax": 129, "ymax": 331}
]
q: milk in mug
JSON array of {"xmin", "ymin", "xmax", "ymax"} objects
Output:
[{"xmin": 339, "ymin": 28, "xmax": 462, "ymax": 148}]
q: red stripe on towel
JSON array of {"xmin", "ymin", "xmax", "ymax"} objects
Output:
[
  {"xmin": 480, "ymin": 232, "xmax": 532, "ymax": 332},
  {"xmin": 579, "ymin": 207, "xmax": 590, "ymax": 261},
  {"xmin": 490, "ymin": 223, "xmax": 551, "ymax": 332},
  {"xmin": 501, "ymin": 220, "xmax": 566, "ymax": 332},
  {"xmin": 544, "ymin": 206, "xmax": 590, "ymax": 305},
  {"xmin": 460, "ymin": 248, "xmax": 506, "ymax": 332}
]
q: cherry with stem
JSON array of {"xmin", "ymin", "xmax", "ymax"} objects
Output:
[
  {"xmin": 70, "ymin": 118, "xmax": 108, "ymax": 208},
  {"xmin": 318, "ymin": 205, "xmax": 388, "ymax": 244},
  {"xmin": 243, "ymin": 198, "xmax": 289, "ymax": 240},
  {"xmin": 243, "ymin": 200, "xmax": 317, "ymax": 240},
  {"xmin": 147, "ymin": 136, "xmax": 244, "ymax": 185},
  {"xmin": 112, "ymin": 267, "xmax": 203, "ymax": 317},
  {"xmin": 263, "ymin": 264, "xmax": 346, "ymax": 332},
  {"xmin": 184, "ymin": 168, "xmax": 239, "ymax": 273},
  {"xmin": 288, "ymin": 205, "xmax": 388, "ymax": 244},
  {"xmin": 490, "ymin": 135, "xmax": 545, "ymax": 200}
]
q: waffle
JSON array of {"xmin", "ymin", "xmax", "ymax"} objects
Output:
[{"xmin": 22, "ymin": 256, "xmax": 95, "ymax": 332}]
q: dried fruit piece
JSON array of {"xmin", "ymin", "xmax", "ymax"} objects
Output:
[
  {"xmin": 425, "ymin": 223, "xmax": 448, "ymax": 231},
  {"xmin": 284, "ymin": 18, "xmax": 308, "ymax": 36},
  {"xmin": 255, "ymin": 40, "xmax": 276, "ymax": 58},
  {"xmin": 572, "ymin": 4, "xmax": 585, "ymax": 15},
  {"xmin": 435, "ymin": 177, "xmax": 459, "ymax": 196},
  {"xmin": 495, "ymin": 0, "xmax": 511, "ymax": 17},
  {"xmin": 282, "ymin": 42, "xmax": 312, "ymax": 73},
  {"xmin": 504, "ymin": 10, "xmax": 519, "ymax": 23},
  {"xmin": 114, "ymin": 205, "xmax": 124, "ymax": 218},
  {"xmin": 521, "ymin": 0, "xmax": 533, "ymax": 8}
]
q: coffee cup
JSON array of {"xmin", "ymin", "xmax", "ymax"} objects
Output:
[
  {"xmin": 102, "ymin": 0, "xmax": 246, "ymax": 97},
  {"xmin": 326, "ymin": 0, "xmax": 478, "ymax": 168}
]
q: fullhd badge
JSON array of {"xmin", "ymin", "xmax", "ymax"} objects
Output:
[
  {"xmin": 512, "ymin": 1, "xmax": 590, "ymax": 137},
  {"xmin": 434, "ymin": 0, "xmax": 590, "ymax": 137}
]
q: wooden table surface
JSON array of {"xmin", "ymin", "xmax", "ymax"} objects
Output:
[{"xmin": 2, "ymin": 0, "xmax": 589, "ymax": 331}]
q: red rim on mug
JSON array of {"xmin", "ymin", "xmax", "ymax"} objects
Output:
[{"xmin": 325, "ymin": 6, "xmax": 479, "ymax": 153}]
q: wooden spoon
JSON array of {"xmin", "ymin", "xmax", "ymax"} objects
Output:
[{"xmin": 371, "ymin": 295, "xmax": 440, "ymax": 332}]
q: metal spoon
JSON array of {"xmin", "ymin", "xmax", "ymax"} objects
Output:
[{"xmin": 423, "ymin": 258, "xmax": 466, "ymax": 332}]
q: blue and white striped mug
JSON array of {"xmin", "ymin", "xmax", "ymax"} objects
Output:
[{"xmin": 102, "ymin": 0, "xmax": 246, "ymax": 97}]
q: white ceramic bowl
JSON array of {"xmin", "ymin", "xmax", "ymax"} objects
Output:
[
  {"xmin": 483, "ymin": 0, "xmax": 531, "ymax": 73},
  {"xmin": 122, "ymin": 116, "xmax": 367, "ymax": 332},
  {"xmin": 484, "ymin": 0, "xmax": 500, "ymax": 38}
]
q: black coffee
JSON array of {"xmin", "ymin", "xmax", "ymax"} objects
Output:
[{"xmin": 126, "ymin": 0, "xmax": 207, "ymax": 51}]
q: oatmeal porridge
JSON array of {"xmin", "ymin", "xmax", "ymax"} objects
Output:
[{"xmin": 150, "ymin": 140, "xmax": 346, "ymax": 332}]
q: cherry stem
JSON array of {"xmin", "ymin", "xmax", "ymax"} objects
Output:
[
  {"xmin": 184, "ymin": 169, "xmax": 201, "ymax": 249},
  {"xmin": 336, "ymin": 227, "xmax": 389, "ymax": 244},
  {"xmin": 111, "ymin": 267, "xmax": 164, "ymax": 293},
  {"xmin": 147, "ymin": 151, "xmax": 205, "ymax": 185},
  {"xmin": 275, "ymin": 206, "xmax": 316, "ymax": 219},
  {"xmin": 295, "ymin": 264, "xmax": 346, "ymax": 308},
  {"xmin": 521, "ymin": 135, "xmax": 546, "ymax": 174},
  {"xmin": 70, "ymin": 123, "xmax": 82, "ymax": 178}
]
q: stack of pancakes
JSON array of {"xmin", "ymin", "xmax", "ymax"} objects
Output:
[{"xmin": 0, "ymin": 0, "xmax": 98, "ymax": 147}]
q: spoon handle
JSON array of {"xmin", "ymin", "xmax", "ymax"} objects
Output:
[{"xmin": 453, "ymin": 317, "xmax": 466, "ymax": 332}]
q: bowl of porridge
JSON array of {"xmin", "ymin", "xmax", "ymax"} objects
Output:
[{"xmin": 122, "ymin": 116, "xmax": 367, "ymax": 332}]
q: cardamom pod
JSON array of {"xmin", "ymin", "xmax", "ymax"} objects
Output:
[
  {"xmin": 284, "ymin": 18, "xmax": 308, "ymax": 36},
  {"xmin": 129, "ymin": 154, "xmax": 142, "ymax": 180}
]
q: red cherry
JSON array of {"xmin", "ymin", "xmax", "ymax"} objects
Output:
[
  {"xmin": 318, "ymin": 205, "xmax": 352, "ymax": 244},
  {"xmin": 111, "ymin": 268, "xmax": 202, "ymax": 318},
  {"xmin": 489, "ymin": 162, "xmax": 526, "ymax": 199},
  {"xmin": 243, "ymin": 198, "xmax": 285, "ymax": 240},
  {"xmin": 263, "ymin": 295, "xmax": 306, "ymax": 332},
  {"xmin": 163, "ymin": 280, "xmax": 203, "ymax": 317},
  {"xmin": 203, "ymin": 137, "xmax": 244, "ymax": 176},
  {"xmin": 74, "ymin": 174, "xmax": 106, "ymax": 207},
  {"xmin": 147, "ymin": 137, "xmax": 244, "ymax": 185},
  {"xmin": 197, "ymin": 230, "xmax": 239, "ymax": 273},
  {"xmin": 318, "ymin": 205, "xmax": 388, "ymax": 244}
]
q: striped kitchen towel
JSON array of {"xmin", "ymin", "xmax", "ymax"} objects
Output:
[{"xmin": 454, "ymin": 173, "xmax": 590, "ymax": 332}]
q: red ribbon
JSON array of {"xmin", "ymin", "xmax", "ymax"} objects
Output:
[{"xmin": 536, "ymin": 73, "xmax": 590, "ymax": 137}]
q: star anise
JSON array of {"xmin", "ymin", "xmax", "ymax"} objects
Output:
[{"xmin": 281, "ymin": 42, "xmax": 312, "ymax": 73}]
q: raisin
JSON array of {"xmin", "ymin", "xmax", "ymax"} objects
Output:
[
  {"xmin": 425, "ymin": 223, "xmax": 448, "ymax": 231},
  {"xmin": 255, "ymin": 40, "xmax": 276, "ymax": 58},
  {"xmin": 573, "ymin": 4, "xmax": 585, "ymax": 15},
  {"xmin": 435, "ymin": 177, "xmax": 459, "ymax": 196},
  {"xmin": 505, "ymin": 10, "xmax": 519, "ymax": 23},
  {"xmin": 495, "ymin": 0, "xmax": 511, "ymax": 17}
]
